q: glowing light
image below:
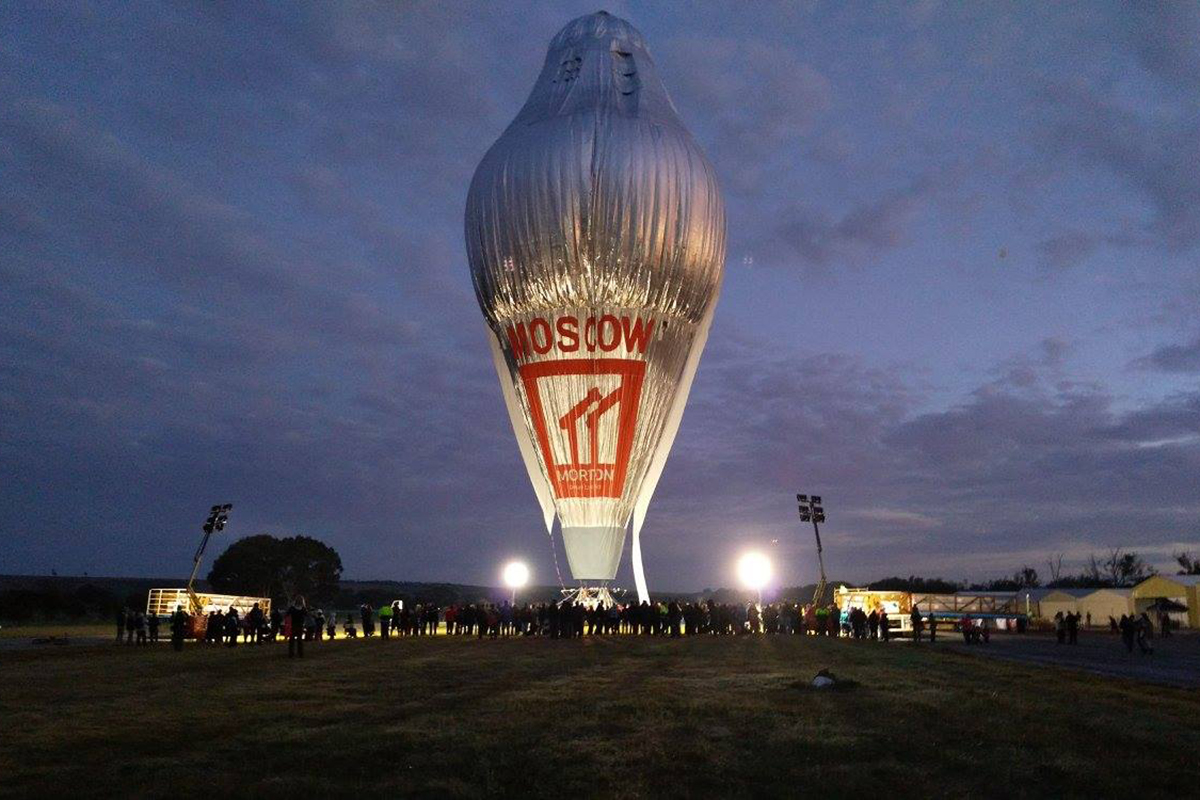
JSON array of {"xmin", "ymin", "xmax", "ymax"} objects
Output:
[
  {"xmin": 503, "ymin": 561, "xmax": 530, "ymax": 590},
  {"xmin": 737, "ymin": 552, "xmax": 772, "ymax": 592}
]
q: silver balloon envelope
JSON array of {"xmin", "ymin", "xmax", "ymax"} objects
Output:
[{"xmin": 465, "ymin": 11, "xmax": 725, "ymax": 597}]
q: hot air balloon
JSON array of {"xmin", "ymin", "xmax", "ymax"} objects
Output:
[{"xmin": 465, "ymin": 11, "xmax": 725, "ymax": 604}]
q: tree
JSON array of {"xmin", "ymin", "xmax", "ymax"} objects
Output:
[
  {"xmin": 1014, "ymin": 566, "xmax": 1040, "ymax": 588},
  {"xmin": 207, "ymin": 535, "xmax": 343, "ymax": 604},
  {"xmin": 1046, "ymin": 553, "xmax": 1065, "ymax": 584},
  {"xmin": 1176, "ymin": 552, "xmax": 1200, "ymax": 575},
  {"xmin": 1101, "ymin": 548, "xmax": 1153, "ymax": 587},
  {"xmin": 868, "ymin": 575, "xmax": 961, "ymax": 594}
]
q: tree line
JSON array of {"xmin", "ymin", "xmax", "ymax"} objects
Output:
[{"xmin": 870, "ymin": 549, "xmax": 1200, "ymax": 594}]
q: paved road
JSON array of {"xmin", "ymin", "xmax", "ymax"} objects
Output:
[{"xmin": 945, "ymin": 630, "xmax": 1200, "ymax": 687}]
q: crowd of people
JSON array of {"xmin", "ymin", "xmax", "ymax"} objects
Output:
[
  {"xmin": 1113, "ymin": 612, "xmax": 1157, "ymax": 654},
  {"xmin": 118, "ymin": 599, "xmax": 891, "ymax": 650},
  {"xmin": 116, "ymin": 597, "xmax": 1177, "ymax": 657},
  {"xmin": 114, "ymin": 607, "xmax": 160, "ymax": 645}
]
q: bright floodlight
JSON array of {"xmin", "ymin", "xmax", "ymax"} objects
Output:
[
  {"xmin": 503, "ymin": 561, "xmax": 530, "ymax": 589},
  {"xmin": 737, "ymin": 552, "xmax": 772, "ymax": 591}
]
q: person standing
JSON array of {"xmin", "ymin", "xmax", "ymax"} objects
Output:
[
  {"xmin": 116, "ymin": 608, "xmax": 127, "ymax": 643},
  {"xmin": 879, "ymin": 610, "xmax": 890, "ymax": 642},
  {"xmin": 910, "ymin": 605, "xmax": 923, "ymax": 642},
  {"xmin": 1136, "ymin": 613, "xmax": 1154, "ymax": 655},
  {"xmin": 360, "ymin": 603, "xmax": 374, "ymax": 637},
  {"xmin": 928, "ymin": 613, "xmax": 937, "ymax": 643},
  {"xmin": 225, "ymin": 607, "xmax": 239, "ymax": 647},
  {"xmin": 288, "ymin": 597, "xmax": 308, "ymax": 658},
  {"xmin": 248, "ymin": 603, "xmax": 264, "ymax": 644},
  {"xmin": 1118, "ymin": 614, "xmax": 1134, "ymax": 653},
  {"xmin": 148, "ymin": 612, "xmax": 160, "ymax": 643},
  {"xmin": 379, "ymin": 602, "xmax": 392, "ymax": 639},
  {"xmin": 170, "ymin": 605, "xmax": 188, "ymax": 651},
  {"xmin": 1066, "ymin": 612, "xmax": 1079, "ymax": 645}
]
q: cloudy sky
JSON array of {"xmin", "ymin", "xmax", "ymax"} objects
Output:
[{"xmin": 2, "ymin": 1, "xmax": 1198, "ymax": 591}]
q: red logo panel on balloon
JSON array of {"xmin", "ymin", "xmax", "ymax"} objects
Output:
[{"xmin": 519, "ymin": 359, "xmax": 645, "ymax": 498}]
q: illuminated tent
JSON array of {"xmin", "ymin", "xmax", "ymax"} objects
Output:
[
  {"xmin": 1132, "ymin": 575, "xmax": 1200, "ymax": 628},
  {"xmin": 465, "ymin": 11, "xmax": 725, "ymax": 601}
]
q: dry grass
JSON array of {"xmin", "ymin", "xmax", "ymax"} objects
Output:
[
  {"xmin": 1, "ymin": 634, "xmax": 1196, "ymax": 798},
  {"xmin": 0, "ymin": 622, "xmax": 112, "ymax": 639}
]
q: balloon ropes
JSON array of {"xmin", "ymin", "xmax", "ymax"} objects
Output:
[{"xmin": 466, "ymin": 11, "xmax": 725, "ymax": 604}]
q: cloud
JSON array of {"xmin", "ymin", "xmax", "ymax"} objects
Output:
[
  {"xmin": 4, "ymin": 2, "xmax": 1200, "ymax": 588},
  {"xmin": 660, "ymin": 36, "xmax": 832, "ymax": 194},
  {"xmin": 1133, "ymin": 336, "xmax": 1200, "ymax": 375},
  {"xmin": 636, "ymin": 327, "xmax": 1200, "ymax": 583},
  {"xmin": 1126, "ymin": 3, "xmax": 1200, "ymax": 94},
  {"xmin": 1038, "ymin": 80, "xmax": 1200, "ymax": 250},
  {"xmin": 755, "ymin": 172, "xmax": 946, "ymax": 270},
  {"xmin": 1034, "ymin": 229, "xmax": 1139, "ymax": 271}
]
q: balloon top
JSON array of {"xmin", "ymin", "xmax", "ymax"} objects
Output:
[
  {"xmin": 548, "ymin": 11, "xmax": 647, "ymax": 53},
  {"xmin": 510, "ymin": 10, "xmax": 677, "ymax": 128}
]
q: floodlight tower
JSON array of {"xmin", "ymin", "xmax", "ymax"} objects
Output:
[
  {"xmin": 186, "ymin": 503, "xmax": 232, "ymax": 613},
  {"xmin": 796, "ymin": 494, "xmax": 827, "ymax": 606}
]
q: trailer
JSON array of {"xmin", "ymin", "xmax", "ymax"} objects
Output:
[
  {"xmin": 835, "ymin": 586, "xmax": 1027, "ymax": 635},
  {"xmin": 146, "ymin": 588, "xmax": 271, "ymax": 639}
]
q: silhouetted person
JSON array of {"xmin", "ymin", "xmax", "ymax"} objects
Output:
[
  {"xmin": 910, "ymin": 605, "xmax": 923, "ymax": 642},
  {"xmin": 148, "ymin": 612, "xmax": 160, "ymax": 643},
  {"xmin": 225, "ymin": 607, "xmax": 239, "ymax": 647},
  {"xmin": 1136, "ymin": 613, "xmax": 1153, "ymax": 655},
  {"xmin": 288, "ymin": 597, "xmax": 308, "ymax": 658},
  {"xmin": 248, "ymin": 603, "xmax": 264, "ymax": 644},
  {"xmin": 116, "ymin": 608, "xmax": 127, "ymax": 643},
  {"xmin": 1118, "ymin": 614, "xmax": 1134, "ymax": 652},
  {"xmin": 928, "ymin": 613, "xmax": 937, "ymax": 643},
  {"xmin": 170, "ymin": 605, "xmax": 188, "ymax": 651},
  {"xmin": 1066, "ymin": 612, "xmax": 1079, "ymax": 645}
]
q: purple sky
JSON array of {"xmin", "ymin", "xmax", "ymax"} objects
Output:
[{"xmin": 2, "ymin": 2, "xmax": 1198, "ymax": 592}]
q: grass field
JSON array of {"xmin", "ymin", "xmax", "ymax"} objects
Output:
[
  {"xmin": 0, "ymin": 622, "xmax": 112, "ymax": 639},
  {"xmin": 2, "ymin": 634, "xmax": 1197, "ymax": 799}
]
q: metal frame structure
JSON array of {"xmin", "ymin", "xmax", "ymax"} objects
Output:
[
  {"xmin": 560, "ymin": 584, "xmax": 625, "ymax": 609},
  {"xmin": 146, "ymin": 588, "xmax": 270, "ymax": 618},
  {"xmin": 796, "ymin": 493, "xmax": 827, "ymax": 605},
  {"xmin": 184, "ymin": 503, "xmax": 232, "ymax": 613}
]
